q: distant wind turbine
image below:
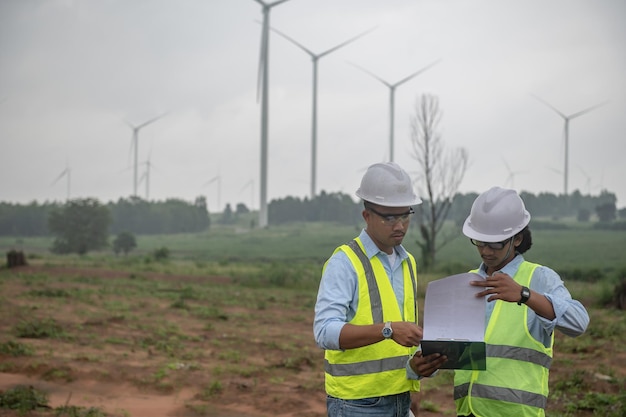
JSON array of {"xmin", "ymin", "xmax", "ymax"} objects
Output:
[
  {"xmin": 51, "ymin": 163, "xmax": 71, "ymax": 201},
  {"xmin": 350, "ymin": 59, "xmax": 441, "ymax": 162},
  {"xmin": 239, "ymin": 179, "xmax": 255, "ymax": 210},
  {"xmin": 270, "ymin": 25, "xmax": 375, "ymax": 199},
  {"xmin": 502, "ymin": 157, "xmax": 527, "ymax": 189},
  {"xmin": 125, "ymin": 112, "xmax": 167, "ymax": 198},
  {"xmin": 137, "ymin": 151, "xmax": 155, "ymax": 200},
  {"xmin": 532, "ymin": 94, "xmax": 608, "ymax": 195},
  {"xmin": 203, "ymin": 175, "xmax": 221, "ymax": 213},
  {"xmin": 252, "ymin": 0, "xmax": 293, "ymax": 228}
]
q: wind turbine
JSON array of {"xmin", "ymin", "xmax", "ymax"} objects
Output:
[
  {"xmin": 239, "ymin": 179, "xmax": 255, "ymax": 210},
  {"xmin": 252, "ymin": 0, "xmax": 293, "ymax": 228},
  {"xmin": 137, "ymin": 151, "xmax": 155, "ymax": 200},
  {"xmin": 125, "ymin": 112, "xmax": 167, "ymax": 198},
  {"xmin": 532, "ymin": 95, "xmax": 608, "ymax": 196},
  {"xmin": 270, "ymin": 25, "xmax": 375, "ymax": 199},
  {"xmin": 350, "ymin": 59, "xmax": 441, "ymax": 162},
  {"xmin": 51, "ymin": 163, "xmax": 71, "ymax": 201},
  {"xmin": 203, "ymin": 175, "xmax": 221, "ymax": 213},
  {"xmin": 502, "ymin": 157, "xmax": 527, "ymax": 189}
]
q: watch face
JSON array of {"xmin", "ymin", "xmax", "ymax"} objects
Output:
[{"xmin": 382, "ymin": 323, "xmax": 392, "ymax": 338}]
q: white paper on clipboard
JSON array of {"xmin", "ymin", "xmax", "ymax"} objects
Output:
[{"xmin": 421, "ymin": 272, "xmax": 487, "ymax": 370}]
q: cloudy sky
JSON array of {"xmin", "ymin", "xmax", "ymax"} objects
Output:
[{"xmin": 1, "ymin": 0, "xmax": 625, "ymax": 212}]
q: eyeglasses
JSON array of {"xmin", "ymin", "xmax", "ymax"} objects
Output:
[
  {"xmin": 367, "ymin": 206, "xmax": 415, "ymax": 225},
  {"xmin": 469, "ymin": 237, "xmax": 512, "ymax": 250}
]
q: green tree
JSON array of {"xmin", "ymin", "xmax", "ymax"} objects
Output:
[
  {"xmin": 48, "ymin": 198, "xmax": 110, "ymax": 255},
  {"xmin": 112, "ymin": 231, "xmax": 137, "ymax": 255}
]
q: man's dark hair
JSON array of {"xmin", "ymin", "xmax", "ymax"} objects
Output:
[{"xmin": 516, "ymin": 227, "xmax": 533, "ymax": 254}]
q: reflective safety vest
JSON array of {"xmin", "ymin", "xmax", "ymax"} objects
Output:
[
  {"xmin": 454, "ymin": 261, "xmax": 554, "ymax": 417},
  {"xmin": 324, "ymin": 238, "xmax": 421, "ymax": 399}
]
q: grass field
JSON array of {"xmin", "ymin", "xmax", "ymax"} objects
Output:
[{"xmin": 0, "ymin": 222, "xmax": 625, "ymax": 416}]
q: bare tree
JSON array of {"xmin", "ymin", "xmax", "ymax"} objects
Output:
[{"xmin": 410, "ymin": 94, "xmax": 468, "ymax": 270}]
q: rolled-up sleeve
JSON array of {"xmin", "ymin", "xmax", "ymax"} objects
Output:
[{"xmin": 532, "ymin": 266, "xmax": 590, "ymax": 338}]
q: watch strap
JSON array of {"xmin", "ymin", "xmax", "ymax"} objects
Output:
[{"xmin": 518, "ymin": 286, "xmax": 531, "ymax": 305}]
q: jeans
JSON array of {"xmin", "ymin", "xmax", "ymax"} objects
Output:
[{"xmin": 327, "ymin": 392, "xmax": 411, "ymax": 417}]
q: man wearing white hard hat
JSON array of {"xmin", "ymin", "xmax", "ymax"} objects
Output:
[
  {"xmin": 314, "ymin": 162, "xmax": 445, "ymax": 417},
  {"xmin": 453, "ymin": 186, "xmax": 589, "ymax": 417}
]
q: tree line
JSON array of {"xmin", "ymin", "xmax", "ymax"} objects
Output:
[{"xmin": 0, "ymin": 189, "xmax": 622, "ymax": 239}]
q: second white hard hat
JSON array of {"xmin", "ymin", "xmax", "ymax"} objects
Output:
[
  {"xmin": 463, "ymin": 186, "xmax": 530, "ymax": 241},
  {"xmin": 355, "ymin": 162, "xmax": 422, "ymax": 207}
]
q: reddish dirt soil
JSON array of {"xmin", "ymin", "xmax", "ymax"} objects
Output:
[{"xmin": 0, "ymin": 265, "xmax": 623, "ymax": 417}]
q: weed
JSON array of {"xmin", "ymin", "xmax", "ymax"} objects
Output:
[
  {"xmin": 54, "ymin": 405, "xmax": 108, "ymax": 416},
  {"xmin": 0, "ymin": 340, "xmax": 35, "ymax": 356},
  {"xmin": 196, "ymin": 381, "xmax": 223, "ymax": 400},
  {"xmin": 420, "ymin": 399, "xmax": 440, "ymax": 413},
  {"xmin": 0, "ymin": 385, "xmax": 49, "ymax": 412},
  {"xmin": 13, "ymin": 317, "xmax": 65, "ymax": 339}
]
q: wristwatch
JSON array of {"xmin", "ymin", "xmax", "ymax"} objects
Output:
[
  {"xmin": 518, "ymin": 286, "xmax": 531, "ymax": 305},
  {"xmin": 382, "ymin": 321, "xmax": 393, "ymax": 339}
]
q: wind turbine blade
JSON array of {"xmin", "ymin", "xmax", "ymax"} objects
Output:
[
  {"xmin": 348, "ymin": 62, "xmax": 391, "ymax": 87},
  {"xmin": 395, "ymin": 59, "xmax": 441, "ymax": 87},
  {"xmin": 203, "ymin": 176, "xmax": 220, "ymax": 186},
  {"xmin": 239, "ymin": 179, "xmax": 253, "ymax": 192},
  {"xmin": 270, "ymin": 25, "xmax": 314, "ymax": 55},
  {"xmin": 268, "ymin": 0, "xmax": 291, "ymax": 6},
  {"xmin": 136, "ymin": 112, "xmax": 168, "ymax": 130},
  {"xmin": 501, "ymin": 157, "xmax": 512, "ymax": 173},
  {"xmin": 318, "ymin": 26, "xmax": 378, "ymax": 58},
  {"xmin": 531, "ymin": 94, "xmax": 567, "ymax": 119},
  {"xmin": 51, "ymin": 169, "xmax": 67, "ymax": 186},
  {"xmin": 569, "ymin": 100, "xmax": 610, "ymax": 120}
]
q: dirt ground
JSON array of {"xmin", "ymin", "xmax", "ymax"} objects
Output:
[{"xmin": 0, "ymin": 265, "xmax": 623, "ymax": 417}]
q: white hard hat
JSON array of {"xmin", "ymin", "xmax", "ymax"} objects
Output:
[
  {"xmin": 463, "ymin": 186, "xmax": 530, "ymax": 241},
  {"xmin": 355, "ymin": 162, "xmax": 422, "ymax": 207}
]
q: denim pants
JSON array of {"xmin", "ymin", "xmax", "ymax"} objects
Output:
[{"xmin": 327, "ymin": 392, "xmax": 411, "ymax": 417}]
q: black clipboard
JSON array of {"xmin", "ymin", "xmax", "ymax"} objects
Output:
[{"xmin": 420, "ymin": 339, "xmax": 486, "ymax": 370}]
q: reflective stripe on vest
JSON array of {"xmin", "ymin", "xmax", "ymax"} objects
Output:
[
  {"xmin": 324, "ymin": 238, "xmax": 420, "ymax": 399},
  {"xmin": 454, "ymin": 261, "xmax": 553, "ymax": 417}
]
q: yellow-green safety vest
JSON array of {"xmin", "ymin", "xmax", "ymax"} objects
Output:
[
  {"xmin": 455, "ymin": 261, "xmax": 554, "ymax": 417},
  {"xmin": 324, "ymin": 238, "xmax": 421, "ymax": 399}
]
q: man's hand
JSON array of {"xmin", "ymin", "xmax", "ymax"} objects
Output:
[
  {"xmin": 470, "ymin": 272, "xmax": 522, "ymax": 303},
  {"xmin": 389, "ymin": 321, "xmax": 423, "ymax": 347},
  {"xmin": 409, "ymin": 350, "xmax": 447, "ymax": 377}
]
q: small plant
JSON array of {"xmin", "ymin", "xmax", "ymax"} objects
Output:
[
  {"xmin": 195, "ymin": 381, "xmax": 223, "ymax": 400},
  {"xmin": 13, "ymin": 318, "xmax": 65, "ymax": 339},
  {"xmin": 55, "ymin": 405, "xmax": 108, "ymax": 416},
  {"xmin": 0, "ymin": 385, "xmax": 49, "ymax": 412},
  {"xmin": 153, "ymin": 246, "xmax": 170, "ymax": 261},
  {"xmin": 0, "ymin": 340, "xmax": 35, "ymax": 356}
]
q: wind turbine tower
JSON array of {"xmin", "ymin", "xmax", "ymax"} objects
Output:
[
  {"xmin": 532, "ymin": 95, "xmax": 607, "ymax": 195},
  {"xmin": 351, "ymin": 59, "xmax": 440, "ymax": 162},
  {"xmin": 271, "ymin": 26, "xmax": 374, "ymax": 199},
  {"xmin": 125, "ymin": 113, "xmax": 166, "ymax": 198},
  {"xmin": 203, "ymin": 175, "xmax": 221, "ymax": 213},
  {"xmin": 138, "ymin": 154, "xmax": 153, "ymax": 200},
  {"xmin": 252, "ymin": 0, "xmax": 293, "ymax": 228}
]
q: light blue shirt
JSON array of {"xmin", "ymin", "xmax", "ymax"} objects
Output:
[
  {"xmin": 313, "ymin": 229, "xmax": 411, "ymax": 351},
  {"xmin": 475, "ymin": 253, "xmax": 590, "ymax": 346}
]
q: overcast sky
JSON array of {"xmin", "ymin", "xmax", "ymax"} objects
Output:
[{"xmin": 1, "ymin": 0, "xmax": 625, "ymax": 212}]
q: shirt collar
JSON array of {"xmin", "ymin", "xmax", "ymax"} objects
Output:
[
  {"xmin": 358, "ymin": 229, "xmax": 409, "ymax": 261},
  {"xmin": 480, "ymin": 253, "xmax": 524, "ymax": 276}
]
